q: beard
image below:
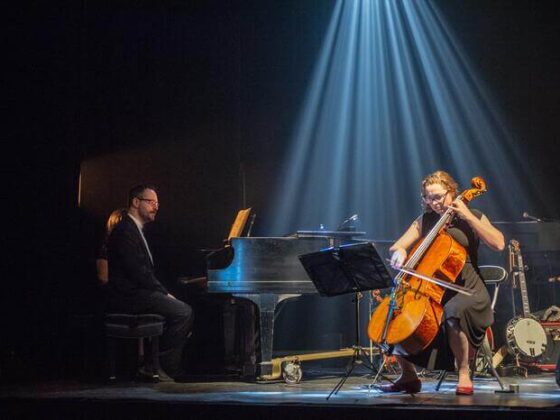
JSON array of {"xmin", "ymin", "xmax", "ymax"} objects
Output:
[{"xmin": 142, "ymin": 210, "xmax": 157, "ymax": 223}]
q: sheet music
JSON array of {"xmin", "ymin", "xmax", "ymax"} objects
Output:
[{"xmin": 228, "ymin": 208, "xmax": 252, "ymax": 240}]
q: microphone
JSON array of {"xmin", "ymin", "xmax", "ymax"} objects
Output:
[
  {"xmin": 338, "ymin": 214, "xmax": 358, "ymax": 230},
  {"xmin": 522, "ymin": 212, "xmax": 543, "ymax": 222},
  {"xmin": 346, "ymin": 214, "xmax": 358, "ymax": 223}
]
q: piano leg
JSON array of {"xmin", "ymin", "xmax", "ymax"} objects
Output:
[
  {"xmin": 237, "ymin": 293, "xmax": 299, "ymax": 379},
  {"xmin": 258, "ymin": 295, "xmax": 277, "ymax": 378}
]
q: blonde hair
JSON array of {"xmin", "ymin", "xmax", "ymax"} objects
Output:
[
  {"xmin": 106, "ymin": 208, "xmax": 127, "ymax": 234},
  {"xmin": 421, "ymin": 171, "xmax": 459, "ymax": 212}
]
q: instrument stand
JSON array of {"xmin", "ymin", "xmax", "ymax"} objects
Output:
[
  {"xmin": 298, "ymin": 241, "xmax": 393, "ymax": 400},
  {"xmin": 497, "ymin": 354, "xmax": 528, "ymax": 378}
]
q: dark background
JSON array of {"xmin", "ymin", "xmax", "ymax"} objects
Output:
[{"xmin": 5, "ymin": 0, "xmax": 560, "ymax": 381}]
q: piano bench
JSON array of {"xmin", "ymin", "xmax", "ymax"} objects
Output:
[{"xmin": 104, "ymin": 313, "xmax": 165, "ymax": 382}]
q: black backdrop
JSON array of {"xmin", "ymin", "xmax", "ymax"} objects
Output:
[{"xmin": 5, "ymin": 0, "xmax": 560, "ymax": 380}]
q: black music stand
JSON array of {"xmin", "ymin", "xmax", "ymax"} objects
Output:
[{"xmin": 298, "ymin": 241, "xmax": 393, "ymax": 399}]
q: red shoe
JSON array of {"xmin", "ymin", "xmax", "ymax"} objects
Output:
[
  {"xmin": 456, "ymin": 385, "xmax": 474, "ymax": 395},
  {"xmin": 379, "ymin": 379, "xmax": 422, "ymax": 394}
]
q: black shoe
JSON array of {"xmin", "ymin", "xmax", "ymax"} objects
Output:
[
  {"xmin": 155, "ymin": 367, "xmax": 175, "ymax": 383},
  {"xmin": 136, "ymin": 365, "xmax": 175, "ymax": 383},
  {"xmin": 136, "ymin": 365, "xmax": 157, "ymax": 382}
]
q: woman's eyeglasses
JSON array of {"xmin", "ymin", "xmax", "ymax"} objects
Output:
[{"xmin": 422, "ymin": 191, "xmax": 448, "ymax": 203}]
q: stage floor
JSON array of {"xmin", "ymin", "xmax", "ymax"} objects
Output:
[{"xmin": 1, "ymin": 367, "xmax": 559, "ymax": 419}]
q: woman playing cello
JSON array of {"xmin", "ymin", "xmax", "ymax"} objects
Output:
[{"xmin": 380, "ymin": 171, "xmax": 504, "ymax": 395}]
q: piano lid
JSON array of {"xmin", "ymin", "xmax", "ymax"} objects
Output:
[{"xmin": 207, "ymin": 236, "xmax": 331, "ymax": 294}]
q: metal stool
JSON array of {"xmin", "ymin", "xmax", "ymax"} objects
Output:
[
  {"xmin": 435, "ymin": 265, "xmax": 508, "ymax": 391},
  {"xmin": 104, "ymin": 313, "xmax": 164, "ymax": 382}
]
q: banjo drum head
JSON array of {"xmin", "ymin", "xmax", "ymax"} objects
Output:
[{"xmin": 507, "ymin": 317, "xmax": 548, "ymax": 360}]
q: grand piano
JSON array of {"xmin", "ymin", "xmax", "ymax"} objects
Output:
[{"xmin": 206, "ymin": 229, "xmax": 366, "ymax": 379}]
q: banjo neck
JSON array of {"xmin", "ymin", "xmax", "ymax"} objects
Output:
[
  {"xmin": 510, "ymin": 239, "xmax": 531, "ymax": 317},
  {"xmin": 505, "ymin": 239, "xmax": 548, "ymax": 363}
]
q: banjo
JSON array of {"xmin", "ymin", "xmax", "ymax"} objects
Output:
[{"xmin": 505, "ymin": 239, "xmax": 548, "ymax": 362}]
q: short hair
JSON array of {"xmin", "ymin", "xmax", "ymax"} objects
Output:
[
  {"xmin": 128, "ymin": 184, "xmax": 158, "ymax": 207},
  {"xmin": 421, "ymin": 171, "xmax": 459, "ymax": 212}
]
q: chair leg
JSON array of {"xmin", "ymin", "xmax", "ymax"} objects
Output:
[
  {"xmin": 481, "ymin": 341, "xmax": 505, "ymax": 390},
  {"xmin": 151, "ymin": 336, "xmax": 160, "ymax": 380},
  {"xmin": 137, "ymin": 338, "xmax": 145, "ymax": 369},
  {"xmin": 106, "ymin": 337, "xmax": 117, "ymax": 382},
  {"xmin": 469, "ymin": 347, "xmax": 478, "ymax": 380}
]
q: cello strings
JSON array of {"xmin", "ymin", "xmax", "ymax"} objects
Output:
[{"xmin": 391, "ymin": 205, "xmax": 455, "ymax": 284}]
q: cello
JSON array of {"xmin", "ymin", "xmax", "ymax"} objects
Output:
[{"xmin": 367, "ymin": 177, "xmax": 487, "ymax": 356}]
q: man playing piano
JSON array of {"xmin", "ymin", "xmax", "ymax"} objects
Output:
[{"xmin": 106, "ymin": 184, "xmax": 193, "ymax": 381}]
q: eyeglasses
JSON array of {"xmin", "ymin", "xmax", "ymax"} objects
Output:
[
  {"xmin": 422, "ymin": 191, "xmax": 448, "ymax": 203},
  {"xmin": 136, "ymin": 197, "xmax": 159, "ymax": 207}
]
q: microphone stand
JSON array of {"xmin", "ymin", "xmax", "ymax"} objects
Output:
[{"xmin": 523, "ymin": 212, "xmax": 560, "ymax": 223}]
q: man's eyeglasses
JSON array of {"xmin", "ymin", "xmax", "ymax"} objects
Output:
[
  {"xmin": 422, "ymin": 191, "xmax": 448, "ymax": 203},
  {"xmin": 136, "ymin": 197, "xmax": 159, "ymax": 207}
]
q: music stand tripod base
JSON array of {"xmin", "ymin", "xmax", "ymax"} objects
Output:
[{"xmin": 298, "ymin": 242, "xmax": 394, "ymax": 399}]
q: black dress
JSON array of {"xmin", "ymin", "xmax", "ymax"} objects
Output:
[{"xmin": 403, "ymin": 209, "xmax": 494, "ymax": 370}]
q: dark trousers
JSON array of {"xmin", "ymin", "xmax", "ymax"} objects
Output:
[{"xmin": 108, "ymin": 292, "xmax": 194, "ymax": 378}]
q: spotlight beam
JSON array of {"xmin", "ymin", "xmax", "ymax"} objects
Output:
[{"xmin": 268, "ymin": 0, "xmax": 547, "ymax": 240}]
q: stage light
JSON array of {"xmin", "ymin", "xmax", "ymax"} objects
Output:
[{"xmin": 267, "ymin": 0, "xmax": 545, "ymax": 241}]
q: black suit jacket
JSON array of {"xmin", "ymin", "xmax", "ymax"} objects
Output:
[{"xmin": 107, "ymin": 215, "xmax": 168, "ymax": 310}]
